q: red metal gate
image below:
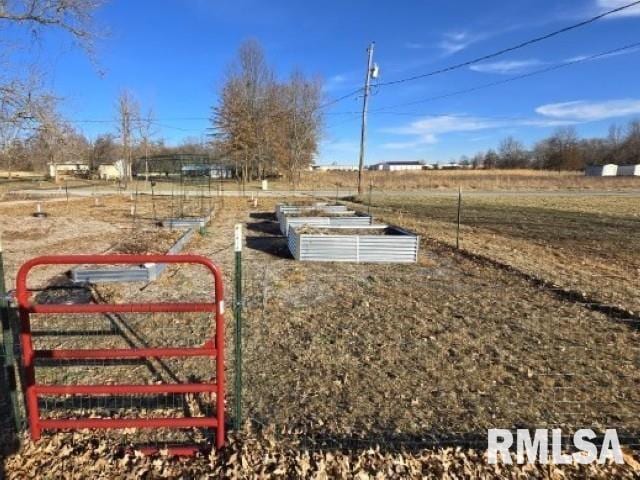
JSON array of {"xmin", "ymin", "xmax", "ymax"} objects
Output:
[{"xmin": 16, "ymin": 254, "xmax": 225, "ymax": 451}]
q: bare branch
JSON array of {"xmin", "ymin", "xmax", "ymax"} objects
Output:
[{"xmin": 0, "ymin": 0, "xmax": 104, "ymax": 53}]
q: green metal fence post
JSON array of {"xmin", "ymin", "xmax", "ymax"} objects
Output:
[
  {"xmin": 0, "ymin": 237, "xmax": 22, "ymax": 435},
  {"xmin": 234, "ymin": 224, "xmax": 243, "ymax": 430}
]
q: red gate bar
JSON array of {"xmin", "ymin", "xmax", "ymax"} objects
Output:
[
  {"xmin": 25, "ymin": 303, "xmax": 217, "ymax": 314},
  {"xmin": 40, "ymin": 417, "xmax": 218, "ymax": 430},
  {"xmin": 34, "ymin": 345, "xmax": 216, "ymax": 359},
  {"xmin": 16, "ymin": 254, "xmax": 226, "ymax": 450},
  {"xmin": 36, "ymin": 383, "xmax": 218, "ymax": 395}
]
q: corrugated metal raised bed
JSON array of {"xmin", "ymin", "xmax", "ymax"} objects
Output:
[
  {"xmin": 279, "ymin": 212, "xmax": 372, "ymax": 235},
  {"xmin": 288, "ymin": 225, "xmax": 419, "ymax": 263},
  {"xmin": 275, "ymin": 204, "xmax": 350, "ymax": 227},
  {"xmin": 71, "ymin": 228, "xmax": 198, "ymax": 284},
  {"xmin": 276, "ymin": 203, "xmax": 348, "ymax": 214}
]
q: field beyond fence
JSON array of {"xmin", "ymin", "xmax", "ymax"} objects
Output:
[
  {"xmin": 262, "ymin": 169, "xmax": 640, "ymax": 192},
  {"xmin": 0, "ymin": 184, "xmax": 639, "ymax": 477}
]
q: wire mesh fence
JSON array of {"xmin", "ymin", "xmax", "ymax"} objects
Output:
[
  {"xmin": 346, "ymin": 189, "xmax": 640, "ymax": 315},
  {"xmin": 2, "ymin": 189, "xmax": 639, "ymax": 458},
  {"xmin": 235, "ymin": 200, "xmax": 640, "ymax": 452}
]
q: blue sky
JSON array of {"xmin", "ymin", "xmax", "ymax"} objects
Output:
[{"xmin": 7, "ymin": 0, "xmax": 640, "ymax": 165}]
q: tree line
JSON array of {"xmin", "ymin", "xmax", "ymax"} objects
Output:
[
  {"xmin": 457, "ymin": 122, "xmax": 640, "ymax": 170},
  {"xmin": 2, "ymin": 23, "xmax": 323, "ymax": 183},
  {"xmin": 0, "ymin": 87, "xmax": 211, "ymax": 178},
  {"xmin": 3, "ymin": 3, "xmax": 638, "ymax": 180}
]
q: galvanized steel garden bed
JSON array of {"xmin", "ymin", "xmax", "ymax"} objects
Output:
[
  {"xmin": 287, "ymin": 225, "xmax": 419, "ymax": 263},
  {"xmin": 278, "ymin": 210, "xmax": 373, "ymax": 235},
  {"xmin": 275, "ymin": 203, "xmax": 352, "ymax": 231}
]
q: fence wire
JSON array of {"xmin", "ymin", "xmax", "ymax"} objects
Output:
[
  {"xmin": 237, "ymin": 202, "xmax": 640, "ymax": 452},
  {"xmin": 2, "ymin": 189, "xmax": 639, "ymax": 457}
]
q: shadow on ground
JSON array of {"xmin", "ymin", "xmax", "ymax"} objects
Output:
[
  {"xmin": 245, "ymin": 219, "xmax": 291, "ymax": 259},
  {"xmin": 249, "ymin": 212, "xmax": 276, "ymax": 221}
]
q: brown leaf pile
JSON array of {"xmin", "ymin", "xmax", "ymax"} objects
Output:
[
  {"xmin": 4, "ymin": 428, "xmax": 640, "ymax": 479},
  {"xmin": 112, "ymin": 229, "xmax": 182, "ymax": 255}
]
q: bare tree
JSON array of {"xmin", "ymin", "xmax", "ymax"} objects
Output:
[
  {"xmin": 620, "ymin": 119, "xmax": 640, "ymax": 165},
  {"xmin": 0, "ymin": 77, "xmax": 44, "ymax": 176},
  {"xmin": 91, "ymin": 133, "xmax": 119, "ymax": 168},
  {"xmin": 483, "ymin": 149, "xmax": 499, "ymax": 169},
  {"xmin": 27, "ymin": 95, "xmax": 90, "ymax": 174},
  {"xmin": 498, "ymin": 136, "xmax": 529, "ymax": 168},
  {"xmin": 213, "ymin": 39, "xmax": 324, "ymax": 183},
  {"xmin": 213, "ymin": 39, "xmax": 273, "ymax": 182},
  {"xmin": 0, "ymin": 0, "xmax": 104, "ymax": 54},
  {"xmin": 0, "ymin": 0, "xmax": 105, "ymax": 176},
  {"xmin": 136, "ymin": 107, "xmax": 157, "ymax": 181},
  {"xmin": 281, "ymin": 71, "xmax": 323, "ymax": 185},
  {"xmin": 116, "ymin": 89, "xmax": 139, "ymax": 181}
]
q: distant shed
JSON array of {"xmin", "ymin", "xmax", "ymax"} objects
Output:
[
  {"xmin": 382, "ymin": 161, "xmax": 424, "ymax": 171},
  {"xmin": 48, "ymin": 162, "xmax": 90, "ymax": 180},
  {"xmin": 585, "ymin": 164, "xmax": 618, "ymax": 176},
  {"xmin": 617, "ymin": 164, "xmax": 640, "ymax": 176}
]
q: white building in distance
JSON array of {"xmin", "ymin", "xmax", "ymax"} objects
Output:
[
  {"xmin": 617, "ymin": 164, "xmax": 640, "ymax": 176},
  {"xmin": 98, "ymin": 159, "xmax": 126, "ymax": 180},
  {"xmin": 369, "ymin": 161, "xmax": 424, "ymax": 171},
  {"xmin": 48, "ymin": 162, "xmax": 90, "ymax": 180},
  {"xmin": 585, "ymin": 164, "xmax": 618, "ymax": 176}
]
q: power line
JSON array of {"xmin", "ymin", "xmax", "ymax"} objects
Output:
[
  {"xmin": 370, "ymin": 41, "xmax": 640, "ymax": 112},
  {"xmin": 318, "ymin": 87, "xmax": 364, "ymax": 110},
  {"xmin": 7, "ymin": 30, "xmax": 635, "ymax": 137},
  {"xmin": 376, "ymin": 0, "xmax": 640, "ymax": 88}
]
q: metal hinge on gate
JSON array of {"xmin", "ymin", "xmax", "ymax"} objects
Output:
[{"xmin": 1, "ymin": 289, "xmax": 15, "ymax": 305}]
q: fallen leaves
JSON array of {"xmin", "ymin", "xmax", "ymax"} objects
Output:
[{"xmin": 6, "ymin": 427, "xmax": 640, "ymax": 479}]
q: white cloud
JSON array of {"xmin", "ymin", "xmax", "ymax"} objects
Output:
[
  {"xmin": 381, "ymin": 136, "xmax": 437, "ymax": 150},
  {"xmin": 519, "ymin": 118, "xmax": 580, "ymax": 127},
  {"xmin": 469, "ymin": 59, "xmax": 544, "ymax": 74},
  {"xmin": 536, "ymin": 99, "xmax": 640, "ymax": 121},
  {"xmin": 388, "ymin": 115, "xmax": 500, "ymax": 135},
  {"xmin": 565, "ymin": 46, "xmax": 640, "ymax": 64},
  {"xmin": 382, "ymin": 115, "xmax": 502, "ymax": 146},
  {"xmin": 470, "ymin": 46, "xmax": 639, "ymax": 76},
  {"xmin": 438, "ymin": 31, "xmax": 486, "ymax": 56},
  {"xmin": 597, "ymin": 0, "xmax": 640, "ymax": 17},
  {"xmin": 381, "ymin": 112, "xmax": 583, "ymax": 149},
  {"xmin": 324, "ymin": 74, "xmax": 349, "ymax": 92}
]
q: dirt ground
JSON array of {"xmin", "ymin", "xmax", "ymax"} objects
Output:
[{"xmin": 1, "ymin": 192, "xmax": 640, "ymax": 477}]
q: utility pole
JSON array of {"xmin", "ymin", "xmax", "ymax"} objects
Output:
[{"xmin": 357, "ymin": 42, "xmax": 375, "ymax": 196}]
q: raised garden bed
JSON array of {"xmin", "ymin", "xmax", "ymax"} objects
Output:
[
  {"xmin": 280, "ymin": 213, "xmax": 373, "ymax": 235},
  {"xmin": 275, "ymin": 203, "xmax": 348, "ymax": 214},
  {"xmin": 287, "ymin": 224, "xmax": 419, "ymax": 263},
  {"xmin": 275, "ymin": 203, "xmax": 350, "ymax": 227}
]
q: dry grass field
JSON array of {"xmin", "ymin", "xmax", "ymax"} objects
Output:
[
  {"xmin": 347, "ymin": 191, "xmax": 640, "ymax": 314},
  {"xmin": 1, "ymin": 186, "xmax": 640, "ymax": 477},
  {"xmin": 262, "ymin": 169, "xmax": 640, "ymax": 192}
]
